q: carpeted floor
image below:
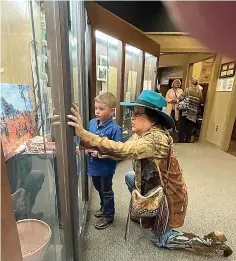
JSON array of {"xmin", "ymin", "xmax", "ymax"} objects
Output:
[{"xmin": 82, "ymin": 143, "xmax": 236, "ymax": 261}]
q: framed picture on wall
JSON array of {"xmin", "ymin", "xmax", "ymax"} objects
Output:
[
  {"xmin": 100, "ymin": 55, "xmax": 109, "ymax": 68},
  {"xmin": 228, "ymin": 62, "xmax": 235, "ymax": 69},
  {"xmin": 221, "ymin": 71, "xmax": 227, "ymax": 77},
  {"xmin": 219, "ymin": 61, "xmax": 236, "ymax": 78},
  {"xmin": 97, "ymin": 65, "xmax": 108, "ymax": 81}
]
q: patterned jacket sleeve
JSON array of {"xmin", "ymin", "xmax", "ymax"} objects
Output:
[{"xmin": 79, "ymin": 130, "xmax": 166, "ymax": 160}]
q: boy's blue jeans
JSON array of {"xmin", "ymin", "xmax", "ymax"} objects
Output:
[{"xmin": 92, "ymin": 175, "xmax": 114, "ymax": 221}]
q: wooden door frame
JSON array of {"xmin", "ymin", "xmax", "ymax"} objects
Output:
[
  {"xmin": 85, "ymin": 2, "xmax": 160, "ymax": 57},
  {"xmin": 1, "ymin": 146, "xmax": 23, "ymax": 261}
]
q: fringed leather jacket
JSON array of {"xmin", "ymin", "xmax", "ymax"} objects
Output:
[{"xmin": 80, "ymin": 126, "xmax": 188, "ymax": 228}]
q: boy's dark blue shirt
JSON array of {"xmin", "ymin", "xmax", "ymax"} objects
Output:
[{"xmin": 87, "ymin": 118, "xmax": 123, "ymax": 176}]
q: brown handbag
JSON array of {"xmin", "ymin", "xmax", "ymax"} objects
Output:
[
  {"xmin": 130, "ymin": 185, "xmax": 164, "ymax": 218},
  {"xmin": 125, "ymin": 134, "xmax": 172, "ymax": 240}
]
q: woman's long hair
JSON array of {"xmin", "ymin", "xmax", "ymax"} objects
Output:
[{"xmin": 145, "ymin": 108, "xmax": 166, "ymax": 130}]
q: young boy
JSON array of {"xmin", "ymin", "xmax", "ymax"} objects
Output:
[{"xmin": 86, "ymin": 92, "xmax": 123, "ymax": 229}]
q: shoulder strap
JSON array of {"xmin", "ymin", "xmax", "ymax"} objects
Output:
[
  {"xmin": 173, "ymin": 89, "xmax": 178, "ymax": 99},
  {"xmin": 155, "ymin": 131, "xmax": 172, "ymax": 188},
  {"xmin": 166, "ymin": 134, "xmax": 173, "ymax": 175}
]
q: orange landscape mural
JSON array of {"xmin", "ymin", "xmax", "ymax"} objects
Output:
[{"xmin": 1, "ymin": 83, "xmax": 36, "ymax": 159}]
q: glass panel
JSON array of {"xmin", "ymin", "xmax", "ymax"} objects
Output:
[
  {"xmin": 84, "ymin": 10, "xmax": 93, "ymax": 197},
  {"xmin": 69, "ymin": 0, "xmax": 88, "ymax": 235},
  {"xmin": 143, "ymin": 53, "xmax": 157, "ymax": 90},
  {"xmin": 95, "ymin": 30, "xmax": 122, "ymax": 121},
  {"xmin": 122, "ymin": 44, "xmax": 143, "ymax": 137},
  {"xmin": 1, "ymin": 1, "xmax": 66, "ymax": 260}
]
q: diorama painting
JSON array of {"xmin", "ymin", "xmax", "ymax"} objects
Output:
[{"xmin": 1, "ymin": 83, "xmax": 36, "ymax": 159}]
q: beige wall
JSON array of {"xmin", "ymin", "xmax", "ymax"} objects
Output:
[
  {"xmin": 159, "ymin": 53, "xmax": 213, "ymax": 68},
  {"xmin": 192, "ymin": 62, "xmax": 202, "ymax": 79},
  {"xmin": 204, "ymin": 57, "xmax": 236, "ymax": 150},
  {"xmin": 146, "ymin": 33, "xmax": 210, "ymax": 53},
  {"xmin": 1, "ymin": 1, "xmax": 33, "ymax": 86},
  {"xmin": 1, "ymin": 1, "xmax": 41, "ymax": 108},
  {"xmin": 206, "ymin": 92, "xmax": 232, "ymax": 146}
]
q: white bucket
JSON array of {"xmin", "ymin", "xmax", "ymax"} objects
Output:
[{"xmin": 17, "ymin": 219, "xmax": 52, "ymax": 261}]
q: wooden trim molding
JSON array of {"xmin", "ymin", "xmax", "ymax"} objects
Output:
[
  {"xmin": 1, "ymin": 146, "xmax": 23, "ymax": 261},
  {"xmin": 86, "ymin": 2, "xmax": 160, "ymax": 57},
  {"xmin": 139, "ymin": 53, "xmax": 145, "ymax": 95},
  {"xmin": 91, "ymin": 28, "xmax": 97, "ymax": 118},
  {"xmin": 115, "ymin": 41, "xmax": 124, "ymax": 126},
  {"xmin": 118, "ymin": 43, "xmax": 126, "ymax": 126},
  {"xmin": 200, "ymin": 54, "xmax": 222, "ymax": 143},
  {"xmin": 146, "ymin": 33, "xmax": 210, "ymax": 53},
  {"xmin": 145, "ymin": 32, "xmax": 189, "ymax": 35}
]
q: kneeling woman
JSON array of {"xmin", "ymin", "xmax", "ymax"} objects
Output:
[{"xmin": 68, "ymin": 90, "xmax": 232, "ymax": 257}]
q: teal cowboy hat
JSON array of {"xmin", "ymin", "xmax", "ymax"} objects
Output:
[{"xmin": 120, "ymin": 90, "xmax": 174, "ymax": 129}]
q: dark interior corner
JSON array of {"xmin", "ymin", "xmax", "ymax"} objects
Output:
[{"xmin": 96, "ymin": 1, "xmax": 179, "ymax": 32}]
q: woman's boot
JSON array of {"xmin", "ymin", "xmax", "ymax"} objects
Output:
[
  {"xmin": 203, "ymin": 231, "xmax": 233, "ymax": 257},
  {"xmin": 163, "ymin": 230, "xmax": 233, "ymax": 257}
]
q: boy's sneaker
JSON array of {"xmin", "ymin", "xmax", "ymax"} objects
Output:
[
  {"xmin": 94, "ymin": 209, "xmax": 103, "ymax": 218},
  {"xmin": 95, "ymin": 217, "xmax": 113, "ymax": 229}
]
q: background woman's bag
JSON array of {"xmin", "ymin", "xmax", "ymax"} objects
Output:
[{"xmin": 177, "ymin": 89, "xmax": 190, "ymax": 112}]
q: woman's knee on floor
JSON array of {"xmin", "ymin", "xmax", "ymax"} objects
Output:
[
  {"xmin": 125, "ymin": 171, "xmax": 135, "ymax": 192},
  {"xmin": 25, "ymin": 170, "xmax": 45, "ymax": 190}
]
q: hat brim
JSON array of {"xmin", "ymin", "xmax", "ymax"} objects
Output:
[{"xmin": 120, "ymin": 102, "xmax": 174, "ymax": 130}]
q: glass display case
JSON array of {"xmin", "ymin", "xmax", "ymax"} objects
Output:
[
  {"xmin": 122, "ymin": 44, "xmax": 143, "ymax": 136},
  {"xmin": 143, "ymin": 53, "xmax": 158, "ymax": 91},
  {"xmin": 95, "ymin": 30, "xmax": 122, "ymax": 121},
  {"xmin": 2, "ymin": 1, "xmax": 66, "ymax": 260},
  {"xmin": 1, "ymin": 1, "xmax": 90, "ymax": 260},
  {"xmin": 69, "ymin": 0, "xmax": 89, "ymax": 236}
]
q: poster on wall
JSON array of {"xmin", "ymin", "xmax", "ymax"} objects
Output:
[
  {"xmin": 100, "ymin": 55, "xmax": 109, "ymax": 68},
  {"xmin": 216, "ymin": 77, "xmax": 235, "ymax": 92},
  {"xmin": 97, "ymin": 65, "xmax": 108, "ymax": 81},
  {"xmin": 0, "ymin": 83, "xmax": 36, "ymax": 160},
  {"xmin": 219, "ymin": 62, "xmax": 235, "ymax": 78}
]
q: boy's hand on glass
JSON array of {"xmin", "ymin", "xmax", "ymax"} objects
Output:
[
  {"xmin": 90, "ymin": 150, "xmax": 98, "ymax": 158},
  {"xmin": 76, "ymin": 146, "xmax": 80, "ymax": 154},
  {"xmin": 67, "ymin": 103, "xmax": 84, "ymax": 137},
  {"xmin": 85, "ymin": 149, "xmax": 91, "ymax": 155}
]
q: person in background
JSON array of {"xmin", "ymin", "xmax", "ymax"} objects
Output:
[
  {"xmin": 178, "ymin": 78, "xmax": 203, "ymax": 143},
  {"xmin": 165, "ymin": 79, "xmax": 183, "ymax": 132},
  {"xmin": 67, "ymin": 90, "xmax": 232, "ymax": 257},
  {"xmin": 85, "ymin": 92, "xmax": 123, "ymax": 229}
]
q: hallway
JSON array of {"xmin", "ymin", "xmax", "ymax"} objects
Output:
[{"xmin": 82, "ymin": 143, "xmax": 236, "ymax": 261}]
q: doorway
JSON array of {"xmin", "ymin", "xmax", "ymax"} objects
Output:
[
  {"xmin": 188, "ymin": 58, "xmax": 214, "ymax": 142},
  {"xmin": 228, "ymin": 117, "xmax": 236, "ymax": 157}
]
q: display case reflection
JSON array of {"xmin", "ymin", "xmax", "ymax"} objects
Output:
[
  {"xmin": 122, "ymin": 45, "xmax": 143, "ymax": 137},
  {"xmin": 95, "ymin": 30, "xmax": 122, "ymax": 121}
]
